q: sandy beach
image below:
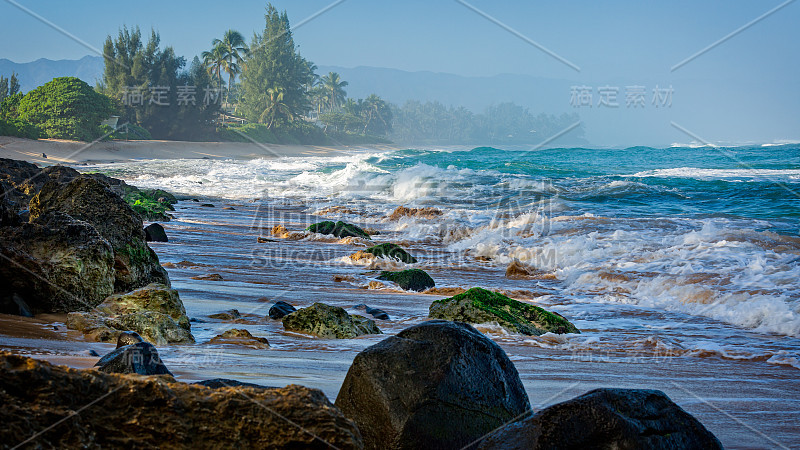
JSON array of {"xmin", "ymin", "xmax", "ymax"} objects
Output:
[{"xmin": 0, "ymin": 136, "xmax": 396, "ymax": 165}]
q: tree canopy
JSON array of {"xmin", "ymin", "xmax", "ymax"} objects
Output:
[
  {"xmin": 239, "ymin": 4, "xmax": 313, "ymax": 127},
  {"xmin": 100, "ymin": 26, "xmax": 218, "ymax": 140},
  {"xmin": 16, "ymin": 77, "xmax": 115, "ymax": 141}
]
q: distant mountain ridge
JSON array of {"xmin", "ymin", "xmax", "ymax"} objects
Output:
[{"xmin": 0, "ymin": 55, "xmax": 105, "ymax": 92}]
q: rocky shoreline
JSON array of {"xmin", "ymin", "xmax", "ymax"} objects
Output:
[{"xmin": 0, "ymin": 157, "xmax": 723, "ymax": 448}]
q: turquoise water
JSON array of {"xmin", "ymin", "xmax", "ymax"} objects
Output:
[
  {"xmin": 86, "ymin": 144, "xmax": 800, "ymax": 338},
  {"xmin": 364, "ymin": 145, "xmax": 800, "ymax": 232}
]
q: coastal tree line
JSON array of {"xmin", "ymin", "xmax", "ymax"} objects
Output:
[{"xmin": 0, "ymin": 2, "xmax": 585, "ymax": 146}]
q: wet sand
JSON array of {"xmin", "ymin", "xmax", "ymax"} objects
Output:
[
  {"xmin": 2, "ymin": 200, "xmax": 799, "ymax": 449},
  {"xmin": 0, "ymin": 136, "xmax": 398, "ymax": 165}
]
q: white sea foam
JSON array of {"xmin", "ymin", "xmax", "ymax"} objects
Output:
[{"xmin": 631, "ymin": 167, "xmax": 800, "ymax": 181}]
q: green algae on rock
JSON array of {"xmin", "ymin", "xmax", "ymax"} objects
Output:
[
  {"xmin": 66, "ymin": 283, "xmax": 194, "ymax": 345},
  {"xmin": 283, "ymin": 302, "xmax": 381, "ymax": 339},
  {"xmin": 378, "ymin": 268, "xmax": 435, "ymax": 292},
  {"xmin": 364, "ymin": 242, "xmax": 417, "ymax": 264},
  {"xmin": 429, "ymin": 287, "xmax": 579, "ymax": 335},
  {"xmin": 307, "ymin": 220, "xmax": 371, "ymax": 239}
]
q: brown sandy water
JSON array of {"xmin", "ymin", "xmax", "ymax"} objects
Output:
[{"xmin": 2, "ymin": 200, "xmax": 799, "ymax": 449}]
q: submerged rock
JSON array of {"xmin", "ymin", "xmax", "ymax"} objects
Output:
[
  {"xmin": 208, "ymin": 329, "xmax": 270, "ymax": 348},
  {"xmin": 364, "ymin": 243, "xmax": 417, "ymax": 264},
  {"xmin": 95, "ymin": 341, "xmax": 173, "ymax": 376},
  {"xmin": 144, "ymin": 223, "xmax": 168, "ymax": 242},
  {"xmin": 29, "ymin": 176, "xmax": 170, "ymax": 293},
  {"xmin": 0, "ymin": 212, "xmax": 115, "ymax": 315},
  {"xmin": 193, "ymin": 379, "xmax": 275, "ymax": 389},
  {"xmin": 307, "ymin": 220, "xmax": 371, "ymax": 239},
  {"xmin": 335, "ymin": 321, "xmax": 530, "ymax": 450},
  {"xmin": 429, "ymin": 287, "xmax": 579, "ymax": 336},
  {"xmin": 192, "ymin": 273, "xmax": 224, "ymax": 281},
  {"xmin": 283, "ymin": 302, "xmax": 381, "ymax": 339},
  {"xmin": 378, "ymin": 269, "xmax": 435, "ymax": 292},
  {"xmin": 209, "ymin": 309, "xmax": 241, "ymax": 320},
  {"xmin": 387, "ymin": 205, "xmax": 443, "ymax": 221},
  {"xmin": 354, "ymin": 304, "xmax": 390, "ymax": 320},
  {"xmin": 269, "ymin": 301, "xmax": 297, "ymax": 319},
  {"xmin": 0, "ymin": 352, "xmax": 364, "ymax": 448},
  {"xmin": 477, "ymin": 388, "xmax": 723, "ymax": 450},
  {"xmin": 505, "ymin": 259, "xmax": 556, "ymax": 280}
]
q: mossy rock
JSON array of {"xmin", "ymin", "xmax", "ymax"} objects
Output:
[
  {"xmin": 378, "ymin": 269, "xmax": 435, "ymax": 292},
  {"xmin": 124, "ymin": 189, "xmax": 176, "ymax": 222},
  {"xmin": 365, "ymin": 243, "xmax": 417, "ymax": 264},
  {"xmin": 429, "ymin": 287, "xmax": 579, "ymax": 336},
  {"xmin": 282, "ymin": 302, "xmax": 381, "ymax": 339},
  {"xmin": 307, "ymin": 220, "xmax": 371, "ymax": 239}
]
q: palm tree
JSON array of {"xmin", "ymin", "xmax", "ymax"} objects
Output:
[
  {"xmin": 260, "ymin": 87, "xmax": 294, "ymax": 129},
  {"xmin": 213, "ymin": 29, "xmax": 249, "ymax": 103},
  {"xmin": 201, "ymin": 43, "xmax": 226, "ymax": 91},
  {"xmin": 361, "ymin": 94, "xmax": 391, "ymax": 135},
  {"xmin": 320, "ymin": 72, "xmax": 348, "ymax": 112}
]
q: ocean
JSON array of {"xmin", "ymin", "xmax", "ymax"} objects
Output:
[{"xmin": 78, "ymin": 144, "xmax": 800, "ymax": 448}]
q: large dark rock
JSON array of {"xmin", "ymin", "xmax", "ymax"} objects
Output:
[
  {"xmin": 0, "ymin": 158, "xmax": 49, "ymax": 207},
  {"xmin": 269, "ymin": 301, "xmax": 297, "ymax": 319},
  {"xmin": 335, "ymin": 321, "xmax": 531, "ymax": 450},
  {"xmin": 378, "ymin": 269, "xmax": 435, "ymax": 292},
  {"xmin": 144, "ymin": 223, "xmax": 168, "ymax": 242},
  {"xmin": 95, "ymin": 341, "xmax": 173, "ymax": 376},
  {"xmin": 0, "ymin": 212, "xmax": 115, "ymax": 315},
  {"xmin": 477, "ymin": 388, "xmax": 723, "ymax": 450},
  {"xmin": 307, "ymin": 220, "xmax": 371, "ymax": 239},
  {"xmin": 0, "ymin": 352, "xmax": 364, "ymax": 448},
  {"xmin": 364, "ymin": 243, "xmax": 417, "ymax": 264},
  {"xmin": 29, "ymin": 176, "xmax": 169, "ymax": 292},
  {"xmin": 429, "ymin": 287, "xmax": 579, "ymax": 336},
  {"xmin": 283, "ymin": 302, "xmax": 381, "ymax": 339},
  {"xmin": 0, "ymin": 182, "xmax": 19, "ymax": 226}
]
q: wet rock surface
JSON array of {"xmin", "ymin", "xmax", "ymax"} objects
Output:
[
  {"xmin": 335, "ymin": 321, "xmax": 530, "ymax": 449},
  {"xmin": 0, "ymin": 352, "xmax": 364, "ymax": 449}
]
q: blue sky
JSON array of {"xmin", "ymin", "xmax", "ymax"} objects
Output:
[
  {"xmin": 1, "ymin": 0, "xmax": 798, "ymax": 146},
  {"xmin": 2, "ymin": 1, "xmax": 797, "ymax": 79}
]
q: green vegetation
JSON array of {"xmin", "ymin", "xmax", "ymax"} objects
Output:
[
  {"xmin": 365, "ymin": 243, "xmax": 417, "ymax": 264},
  {"xmin": 429, "ymin": 287, "xmax": 580, "ymax": 335},
  {"xmin": 121, "ymin": 187, "xmax": 177, "ymax": 221},
  {"xmin": 1, "ymin": 4, "xmax": 583, "ymax": 146},
  {"xmin": 218, "ymin": 121, "xmax": 329, "ymax": 145},
  {"xmin": 390, "ymin": 100, "xmax": 585, "ymax": 145},
  {"xmin": 238, "ymin": 5, "xmax": 311, "ymax": 129},
  {"xmin": 16, "ymin": 77, "xmax": 115, "ymax": 141},
  {"xmin": 307, "ymin": 220, "xmax": 371, "ymax": 239},
  {"xmin": 102, "ymin": 123, "xmax": 152, "ymax": 140},
  {"xmin": 0, "ymin": 117, "xmax": 41, "ymax": 139},
  {"xmin": 213, "ymin": 29, "xmax": 249, "ymax": 104},
  {"xmin": 378, "ymin": 269, "xmax": 435, "ymax": 292},
  {"xmin": 100, "ymin": 26, "xmax": 219, "ymax": 140},
  {"xmin": 0, "ymin": 73, "xmax": 21, "ymax": 103}
]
